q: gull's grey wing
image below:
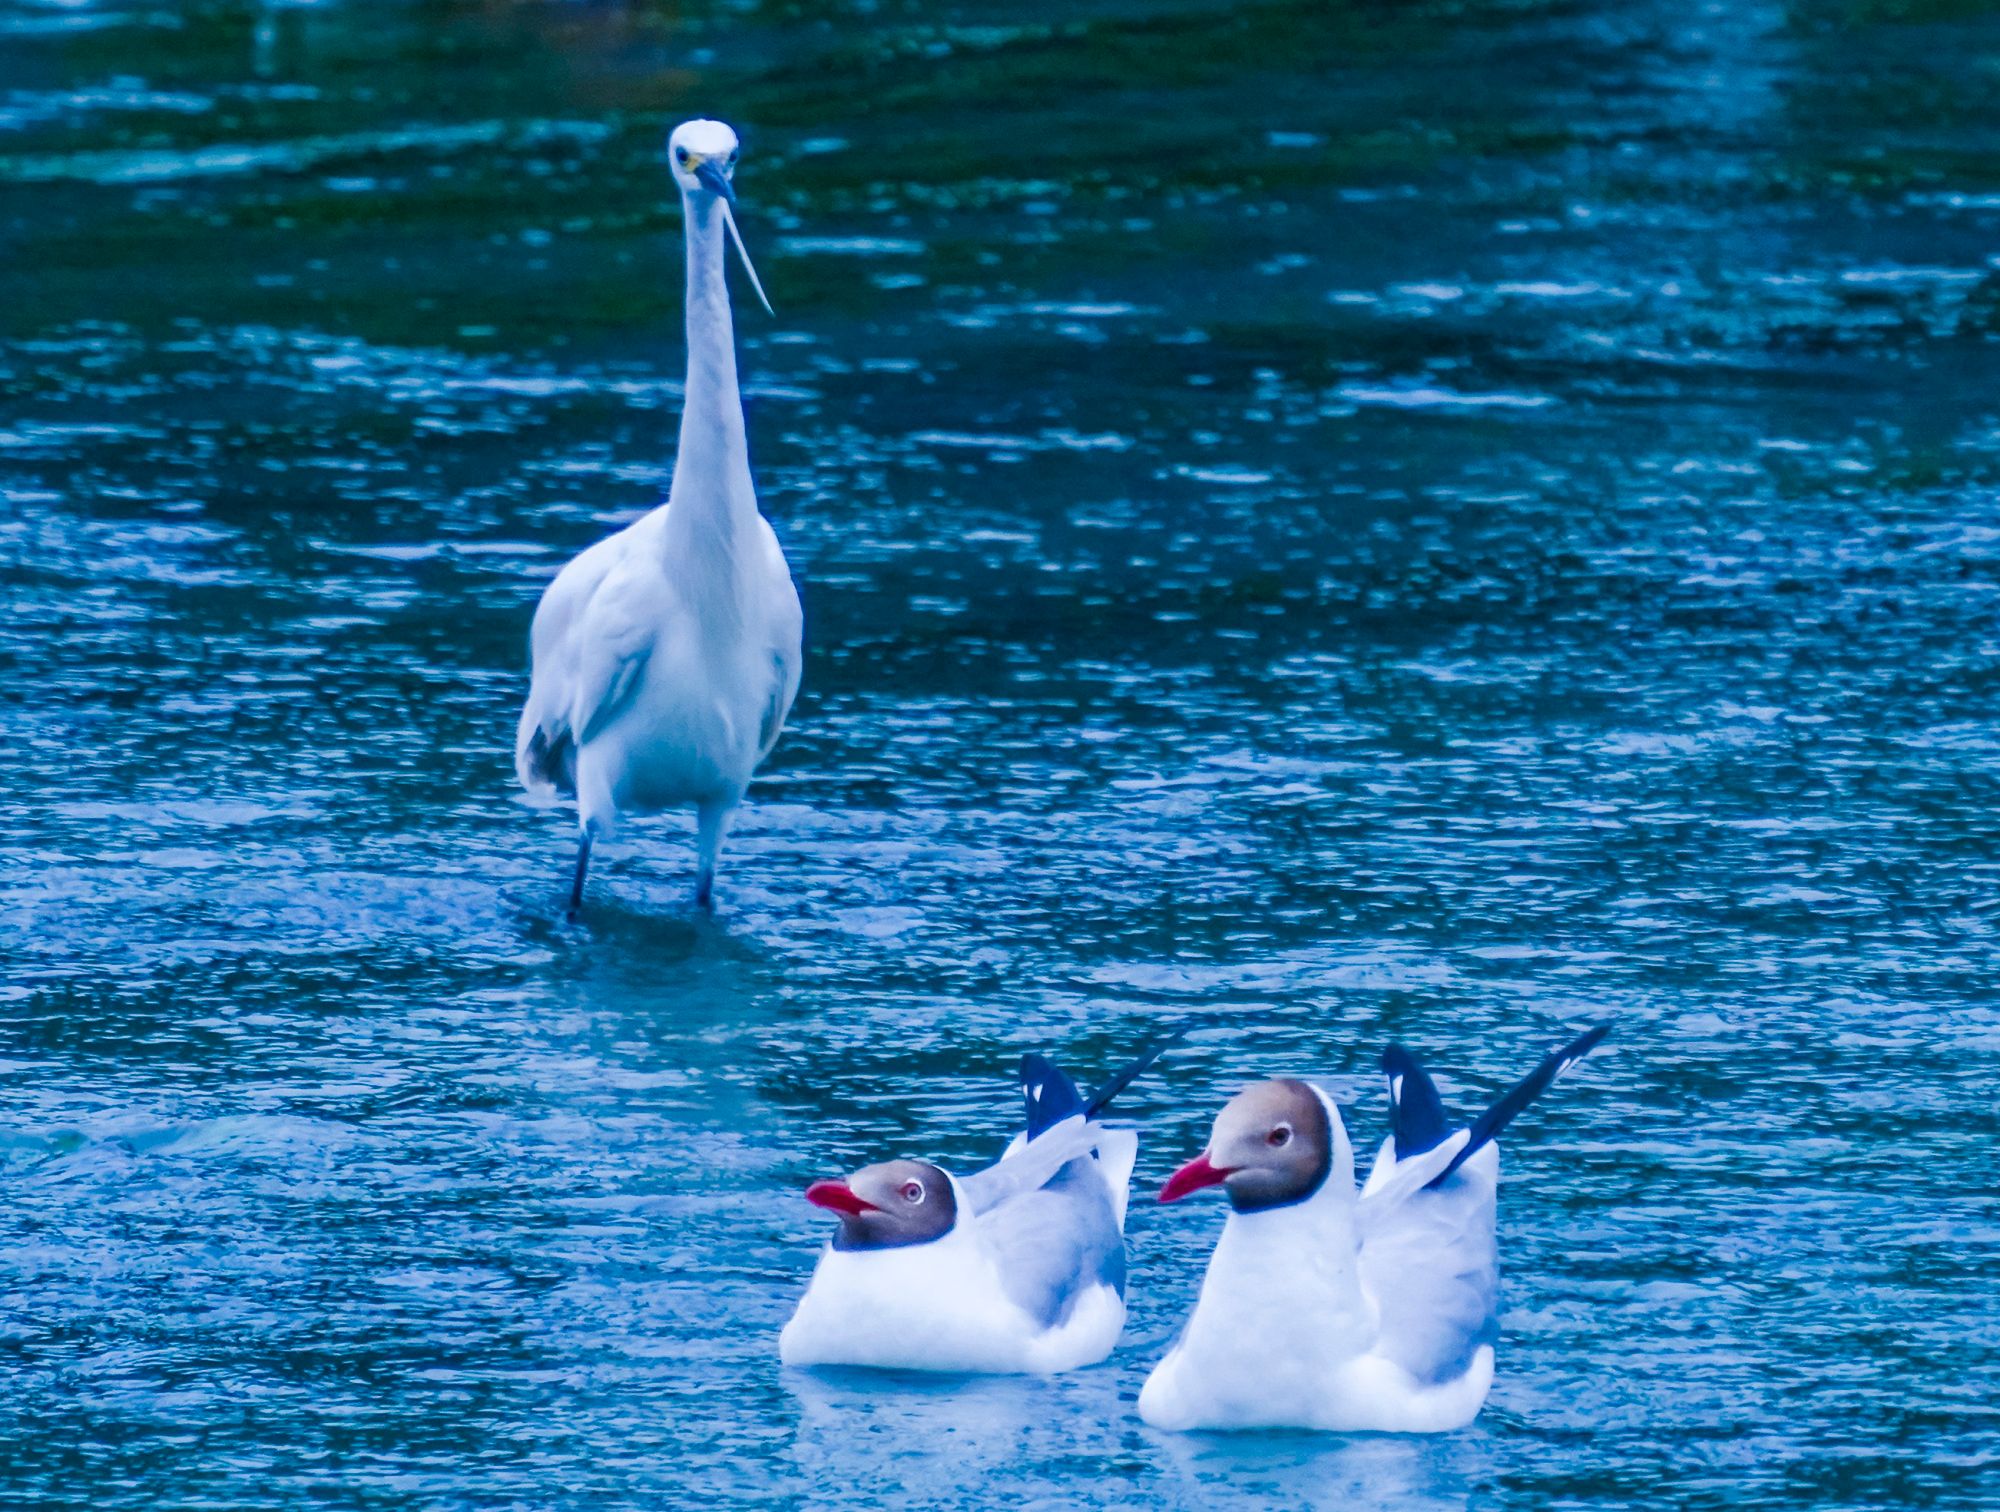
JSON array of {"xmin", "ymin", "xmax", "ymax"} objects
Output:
[
  {"xmin": 1358, "ymin": 1155, "xmax": 1500, "ymax": 1384},
  {"xmin": 977, "ymin": 1157, "xmax": 1127, "ymax": 1330},
  {"xmin": 955, "ymin": 1115, "xmax": 1128, "ymax": 1330},
  {"xmin": 1356, "ymin": 1126, "xmax": 1470, "ymax": 1227},
  {"xmin": 956, "ymin": 1115, "xmax": 1097, "ymax": 1215}
]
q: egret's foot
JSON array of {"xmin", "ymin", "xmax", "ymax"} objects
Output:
[
  {"xmin": 566, "ymin": 830, "xmax": 594, "ymax": 921},
  {"xmin": 694, "ymin": 867, "xmax": 715, "ymax": 912}
]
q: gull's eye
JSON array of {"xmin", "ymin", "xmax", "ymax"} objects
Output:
[
  {"xmin": 1267, "ymin": 1125, "xmax": 1292, "ymax": 1148},
  {"xmin": 900, "ymin": 1180, "xmax": 925, "ymax": 1204}
]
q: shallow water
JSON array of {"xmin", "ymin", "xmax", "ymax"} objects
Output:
[{"xmin": 3, "ymin": 0, "xmax": 1998, "ymax": 1506}]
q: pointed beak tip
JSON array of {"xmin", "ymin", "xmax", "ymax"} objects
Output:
[
  {"xmin": 805, "ymin": 1180, "xmax": 875, "ymax": 1217},
  {"xmin": 1157, "ymin": 1152, "xmax": 1233, "ymax": 1204},
  {"xmin": 693, "ymin": 160, "xmax": 736, "ymax": 204}
]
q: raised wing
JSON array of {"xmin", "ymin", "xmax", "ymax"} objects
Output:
[
  {"xmin": 1020, "ymin": 1054, "xmax": 1087, "ymax": 1139},
  {"xmin": 976, "ymin": 1156, "xmax": 1128, "ymax": 1329},
  {"xmin": 1441, "ymin": 1023, "xmax": 1610, "ymax": 1183},
  {"xmin": 1356, "ymin": 1127, "xmax": 1470, "ymax": 1228},
  {"xmin": 1083, "ymin": 1027, "xmax": 1186, "ymax": 1118},
  {"xmin": 1382, "ymin": 1044, "xmax": 1453, "ymax": 1159},
  {"xmin": 1358, "ymin": 1142, "xmax": 1500, "ymax": 1385},
  {"xmin": 957, "ymin": 1115, "xmax": 1100, "ymax": 1216}
]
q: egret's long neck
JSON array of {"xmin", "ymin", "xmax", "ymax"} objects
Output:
[{"xmin": 666, "ymin": 192, "xmax": 753, "ymax": 548}]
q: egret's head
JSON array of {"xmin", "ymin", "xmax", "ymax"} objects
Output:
[
  {"xmin": 668, "ymin": 118, "xmax": 742, "ymax": 202},
  {"xmin": 665, "ymin": 118, "xmax": 771, "ymax": 315}
]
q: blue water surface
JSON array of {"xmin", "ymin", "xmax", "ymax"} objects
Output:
[{"xmin": 3, "ymin": 0, "xmax": 1997, "ymax": 1507}]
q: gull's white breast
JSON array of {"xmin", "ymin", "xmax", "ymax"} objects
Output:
[
  {"xmin": 778, "ymin": 1218, "xmax": 1124, "ymax": 1376},
  {"xmin": 1138, "ymin": 1174, "xmax": 1495, "ymax": 1433}
]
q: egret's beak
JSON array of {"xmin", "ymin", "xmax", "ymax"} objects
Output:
[
  {"xmin": 687, "ymin": 157, "xmax": 774, "ymax": 317},
  {"xmin": 692, "ymin": 159, "xmax": 736, "ymax": 204},
  {"xmin": 719, "ymin": 201, "xmax": 773, "ymax": 317}
]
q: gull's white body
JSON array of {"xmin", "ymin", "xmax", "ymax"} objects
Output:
[
  {"xmin": 780, "ymin": 1130, "xmax": 1139, "ymax": 1375},
  {"xmin": 1139, "ymin": 1091, "xmax": 1499, "ymax": 1433},
  {"xmin": 515, "ymin": 122, "xmax": 801, "ymax": 902}
]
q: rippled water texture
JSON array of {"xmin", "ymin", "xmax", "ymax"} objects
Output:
[{"xmin": 4, "ymin": 0, "xmax": 1998, "ymax": 1506}]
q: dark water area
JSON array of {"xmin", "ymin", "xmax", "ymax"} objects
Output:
[{"xmin": 3, "ymin": 0, "xmax": 1998, "ymax": 1506}]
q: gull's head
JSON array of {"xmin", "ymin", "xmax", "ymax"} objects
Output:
[
  {"xmin": 1157, "ymin": 1078, "xmax": 1340, "ymax": 1213},
  {"xmin": 668, "ymin": 118, "xmax": 742, "ymax": 201},
  {"xmin": 806, "ymin": 1158, "xmax": 957, "ymax": 1251}
]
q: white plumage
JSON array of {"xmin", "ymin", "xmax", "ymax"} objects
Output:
[
  {"xmin": 1141, "ymin": 1023, "xmax": 1608, "ymax": 1433},
  {"xmin": 1139, "ymin": 1089, "xmax": 1496, "ymax": 1432},
  {"xmin": 515, "ymin": 119, "xmax": 801, "ymax": 915},
  {"xmin": 779, "ymin": 1124, "xmax": 1138, "ymax": 1376},
  {"xmin": 779, "ymin": 1038, "xmax": 1183, "ymax": 1376}
]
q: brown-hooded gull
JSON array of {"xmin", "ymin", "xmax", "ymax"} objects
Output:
[
  {"xmin": 1139, "ymin": 1024, "xmax": 1609, "ymax": 1431},
  {"xmin": 779, "ymin": 1034, "xmax": 1179, "ymax": 1374}
]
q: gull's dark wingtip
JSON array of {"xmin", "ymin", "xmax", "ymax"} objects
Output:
[
  {"xmin": 1082, "ymin": 1025, "xmax": 1188, "ymax": 1120},
  {"xmin": 1020, "ymin": 1053, "xmax": 1085, "ymax": 1139},
  {"xmin": 1432, "ymin": 1020, "xmax": 1614, "ymax": 1185},
  {"xmin": 1381, "ymin": 1044, "xmax": 1452, "ymax": 1160}
]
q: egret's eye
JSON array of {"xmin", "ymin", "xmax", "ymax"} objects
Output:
[
  {"xmin": 1267, "ymin": 1125, "xmax": 1292, "ymax": 1148},
  {"xmin": 675, "ymin": 147, "xmax": 689, "ymax": 165},
  {"xmin": 727, "ymin": 150, "xmax": 739, "ymax": 166},
  {"xmin": 900, "ymin": 1180, "xmax": 925, "ymax": 1204}
]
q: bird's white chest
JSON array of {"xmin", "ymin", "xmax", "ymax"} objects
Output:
[
  {"xmin": 586, "ymin": 537, "xmax": 794, "ymax": 809},
  {"xmin": 778, "ymin": 1222, "xmax": 1123, "ymax": 1376},
  {"xmin": 1139, "ymin": 1196, "xmax": 1377, "ymax": 1430},
  {"xmin": 780, "ymin": 1229, "xmax": 1035, "ymax": 1373}
]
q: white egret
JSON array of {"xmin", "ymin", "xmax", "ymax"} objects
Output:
[{"xmin": 514, "ymin": 119, "xmax": 801, "ymax": 917}]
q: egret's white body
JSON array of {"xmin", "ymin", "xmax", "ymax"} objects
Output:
[
  {"xmin": 515, "ymin": 119, "xmax": 800, "ymax": 913},
  {"xmin": 1139, "ymin": 1099, "xmax": 1498, "ymax": 1433}
]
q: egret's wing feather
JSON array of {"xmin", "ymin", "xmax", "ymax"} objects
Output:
[
  {"xmin": 752, "ymin": 520, "xmax": 803, "ymax": 760},
  {"xmin": 564, "ymin": 566, "xmax": 663, "ymax": 749},
  {"xmin": 515, "ymin": 528, "xmax": 630, "ymax": 798},
  {"xmin": 757, "ymin": 655, "xmax": 789, "ymax": 755}
]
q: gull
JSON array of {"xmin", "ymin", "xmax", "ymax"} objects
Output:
[
  {"xmin": 779, "ymin": 1034, "xmax": 1181, "ymax": 1375},
  {"xmin": 515, "ymin": 118, "xmax": 801, "ymax": 917},
  {"xmin": 1138, "ymin": 1024, "xmax": 1610, "ymax": 1432}
]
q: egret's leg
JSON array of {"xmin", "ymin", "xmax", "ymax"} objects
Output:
[
  {"xmin": 566, "ymin": 825, "xmax": 594, "ymax": 922},
  {"xmin": 694, "ymin": 800, "xmax": 734, "ymax": 912}
]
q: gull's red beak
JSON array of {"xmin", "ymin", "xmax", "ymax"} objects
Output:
[
  {"xmin": 1158, "ymin": 1151, "xmax": 1236, "ymax": 1204},
  {"xmin": 805, "ymin": 1180, "xmax": 878, "ymax": 1217}
]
